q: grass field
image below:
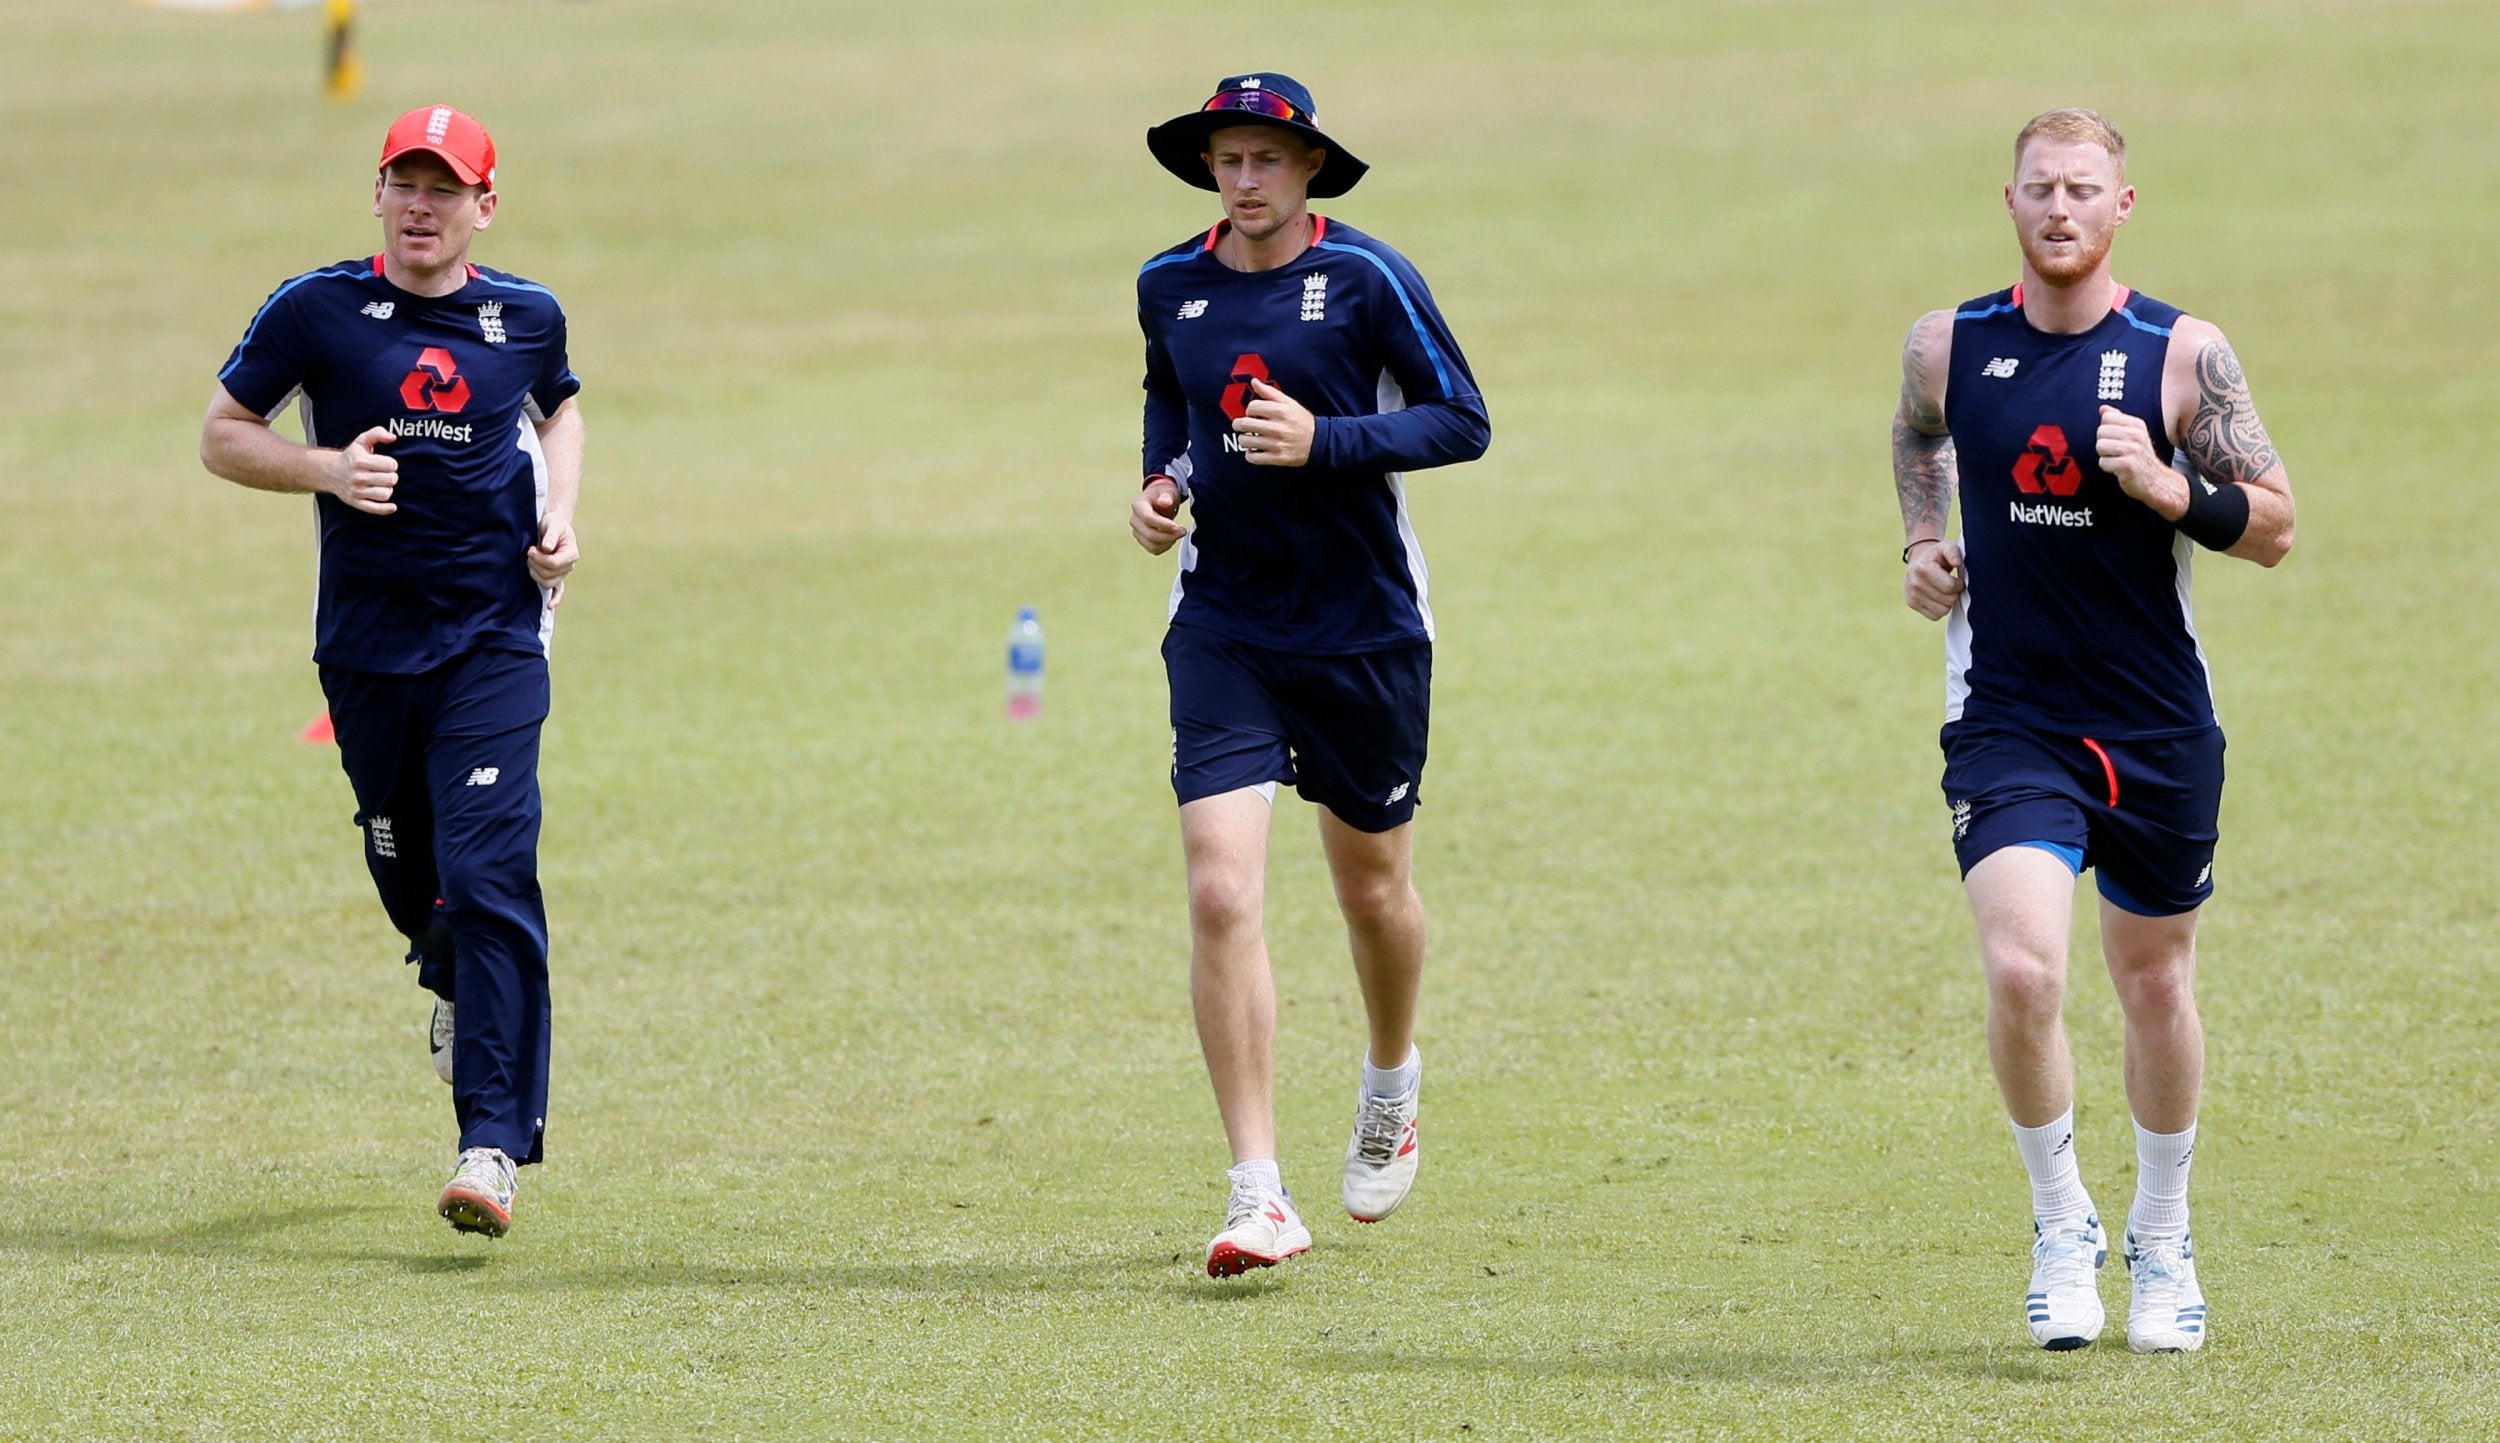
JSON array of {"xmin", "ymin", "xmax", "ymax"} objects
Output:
[{"xmin": 4, "ymin": 0, "xmax": 2497, "ymax": 1437}]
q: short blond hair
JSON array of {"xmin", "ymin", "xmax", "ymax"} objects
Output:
[{"xmin": 2015, "ymin": 108, "xmax": 2126, "ymax": 176}]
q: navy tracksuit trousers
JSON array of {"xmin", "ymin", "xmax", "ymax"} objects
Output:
[{"xmin": 322, "ymin": 648, "xmax": 553, "ymax": 1165}]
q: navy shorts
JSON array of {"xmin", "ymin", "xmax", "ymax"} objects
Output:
[
  {"xmin": 1163, "ymin": 623, "xmax": 1430, "ymax": 834},
  {"xmin": 1941, "ymin": 717, "xmax": 2225, "ymax": 917}
]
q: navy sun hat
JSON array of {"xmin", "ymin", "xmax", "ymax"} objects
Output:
[{"xmin": 1146, "ymin": 73, "xmax": 1368, "ymax": 198}]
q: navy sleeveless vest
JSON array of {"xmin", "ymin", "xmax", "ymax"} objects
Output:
[{"xmin": 1943, "ymin": 285, "xmax": 2215, "ymax": 737}]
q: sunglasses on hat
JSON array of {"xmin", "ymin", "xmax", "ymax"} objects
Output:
[{"xmin": 1201, "ymin": 88, "xmax": 1309, "ymax": 124}]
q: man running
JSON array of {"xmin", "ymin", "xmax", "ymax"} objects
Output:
[
  {"xmin": 201, "ymin": 104, "xmax": 583, "ymax": 1238},
  {"xmin": 1892, "ymin": 108, "xmax": 2294, "ymax": 1351},
  {"xmin": 1130, "ymin": 73, "xmax": 1490, "ymax": 1276}
]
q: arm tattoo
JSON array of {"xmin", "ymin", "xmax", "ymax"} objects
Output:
[
  {"xmin": 1892, "ymin": 417, "xmax": 1957, "ymax": 538},
  {"xmin": 1893, "ymin": 329, "xmax": 1955, "ymax": 537},
  {"xmin": 2183, "ymin": 340, "xmax": 2280, "ymax": 487}
]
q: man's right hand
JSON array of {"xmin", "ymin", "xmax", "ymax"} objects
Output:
[
  {"xmin": 1904, "ymin": 538, "xmax": 1965, "ymax": 620},
  {"xmin": 331, "ymin": 426, "xmax": 400, "ymax": 515},
  {"xmin": 1131, "ymin": 480, "xmax": 1185, "ymax": 554}
]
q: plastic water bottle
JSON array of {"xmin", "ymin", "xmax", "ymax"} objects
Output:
[{"xmin": 1005, "ymin": 606, "xmax": 1045, "ymax": 721}]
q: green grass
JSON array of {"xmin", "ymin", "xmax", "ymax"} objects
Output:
[{"xmin": 4, "ymin": 0, "xmax": 2496, "ymax": 1437}]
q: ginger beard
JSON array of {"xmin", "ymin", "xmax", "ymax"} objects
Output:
[{"xmin": 2019, "ymin": 214, "xmax": 2115, "ymax": 285}]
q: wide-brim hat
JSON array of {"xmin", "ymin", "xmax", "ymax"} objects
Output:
[{"xmin": 1146, "ymin": 73, "xmax": 1367, "ymax": 199}]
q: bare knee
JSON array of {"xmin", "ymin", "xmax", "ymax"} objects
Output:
[
  {"xmin": 1984, "ymin": 944, "xmax": 2067, "ymax": 1023},
  {"xmin": 2109, "ymin": 953, "xmax": 2196, "ymax": 1020},
  {"xmin": 1188, "ymin": 867, "xmax": 1263, "ymax": 940},
  {"xmin": 1331, "ymin": 868, "xmax": 1416, "ymax": 930}
]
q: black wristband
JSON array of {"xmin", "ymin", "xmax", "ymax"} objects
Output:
[
  {"xmin": 1902, "ymin": 538, "xmax": 1943, "ymax": 564},
  {"xmin": 2175, "ymin": 478, "xmax": 2250, "ymax": 551}
]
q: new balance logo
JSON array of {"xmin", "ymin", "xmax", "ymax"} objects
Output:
[
  {"xmin": 2195, "ymin": 861, "xmax": 2212, "ymax": 887},
  {"xmin": 1262, "ymin": 1200, "xmax": 1287, "ymax": 1224},
  {"xmin": 2052, "ymin": 1131, "xmax": 2073, "ymax": 1158},
  {"xmin": 1385, "ymin": 781, "xmax": 1410, "ymax": 804},
  {"xmin": 464, "ymin": 768, "xmax": 500, "ymax": 787},
  {"xmin": 477, "ymin": 302, "xmax": 506, "ymax": 345},
  {"xmin": 1981, "ymin": 357, "xmax": 2019, "ymax": 379},
  {"xmin": 1398, "ymin": 1124, "xmax": 1418, "ymax": 1158},
  {"xmin": 1177, "ymin": 299, "xmax": 1209, "ymax": 320},
  {"xmin": 2097, "ymin": 349, "xmax": 2129, "ymax": 401},
  {"xmin": 2199, "ymin": 478, "xmax": 2219, "ymax": 497},
  {"xmin": 361, "ymin": 301, "xmax": 396, "ymax": 320}
]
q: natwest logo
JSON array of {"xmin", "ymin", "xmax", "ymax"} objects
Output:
[
  {"xmin": 399, "ymin": 346, "xmax": 471, "ymax": 414},
  {"xmin": 2012, "ymin": 422, "xmax": 2082, "ymax": 496},
  {"xmin": 1218, "ymin": 353, "xmax": 1269, "ymax": 421}
]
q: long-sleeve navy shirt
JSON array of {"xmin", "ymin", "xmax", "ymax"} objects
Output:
[{"xmin": 1138, "ymin": 216, "xmax": 1489, "ymax": 654}]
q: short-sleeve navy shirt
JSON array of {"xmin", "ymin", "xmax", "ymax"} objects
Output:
[{"xmin": 219, "ymin": 256, "xmax": 581, "ymax": 674}]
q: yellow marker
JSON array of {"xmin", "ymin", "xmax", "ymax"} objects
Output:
[{"xmin": 324, "ymin": 0, "xmax": 362, "ymax": 101}]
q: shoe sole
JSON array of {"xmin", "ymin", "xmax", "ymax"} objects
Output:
[
  {"xmin": 1204, "ymin": 1238, "xmax": 1310, "ymax": 1278},
  {"xmin": 1346, "ymin": 1191, "xmax": 1409, "ymax": 1224},
  {"xmin": 439, "ymin": 1189, "xmax": 511, "ymax": 1238}
]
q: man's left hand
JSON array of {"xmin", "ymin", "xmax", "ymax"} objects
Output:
[
  {"xmin": 1234, "ymin": 378, "xmax": 1314, "ymax": 467},
  {"xmin": 2096, "ymin": 405, "xmax": 2186, "ymax": 519},
  {"xmin": 530, "ymin": 517, "xmax": 579, "ymax": 604}
]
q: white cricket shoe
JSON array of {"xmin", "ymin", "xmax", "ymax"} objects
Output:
[
  {"xmin": 438, "ymin": 1147, "xmax": 516, "ymax": 1238},
  {"xmin": 2125, "ymin": 1229, "xmax": 2208, "ymax": 1353},
  {"xmin": 430, "ymin": 998, "xmax": 455, "ymax": 1085},
  {"xmin": 2026, "ymin": 1211, "xmax": 2108, "ymax": 1350},
  {"xmin": 1205, "ymin": 1175, "xmax": 1311, "ymax": 1278},
  {"xmin": 1342, "ymin": 1075, "xmax": 1421, "ymax": 1222}
]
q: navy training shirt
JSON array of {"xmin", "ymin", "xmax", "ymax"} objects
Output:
[
  {"xmin": 218, "ymin": 256, "xmax": 581, "ymax": 674},
  {"xmin": 1943, "ymin": 285, "xmax": 2215, "ymax": 737},
  {"xmin": 1137, "ymin": 217, "xmax": 1489, "ymax": 655}
]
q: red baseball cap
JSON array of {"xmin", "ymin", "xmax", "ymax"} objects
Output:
[{"xmin": 378, "ymin": 104, "xmax": 497, "ymax": 187}]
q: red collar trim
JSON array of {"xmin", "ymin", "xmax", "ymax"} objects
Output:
[
  {"xmin": 1201, "ymin": 214, "xmax": 1327, "ymax": 252},
  {"xmin": 369, "ymin": 256, "xmax": 482, "ymax": 283},
  {"xmin": 2010, "ymin": 281, "xmax": 2133, "ymax": 314}
]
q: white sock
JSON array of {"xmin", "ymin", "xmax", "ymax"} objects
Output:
[
  {"xmin": 1228, "ymin": 1158, "xmax": 1283, "ymax": 1195},
  {"xmin": 1363, "ymin": 1046, "xmax": 1420, "ymax": 1099},
  {"xmin": 2130, "ymin": 1119, "xmax": 2197, "ymax": 1239},
  {"xmin": 2012, "ymin": 1109, "xmax": 2093, "ymax": 1222}
]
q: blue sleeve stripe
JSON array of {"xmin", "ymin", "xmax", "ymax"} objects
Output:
[
  {"xmin": 474, "ymin": 272, "xmax": 560, "ymax": 302},
  {"xmin": 217, "ymin": 265, "xmax": 364, "ymax": 382},
  {"xmin": 2115, "ymin": 303, "xmax": 2173, "ymax": 337},
  {"xmin": 1137, "ymin": 251, "xmax": 1197, "ymax": 277},
  {"xmin": 1313, "ymin": 239, "xmax": 1454, "ymax": 397},
  {"xmin": 1954, "ymin": 299, "xmax": 2018, "ymax": 321}
]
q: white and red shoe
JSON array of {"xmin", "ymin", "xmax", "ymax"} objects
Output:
[
  {"xmin": 1205, "ymin": 1175, "xmax": 1311, "ymax": 1278},
  {"xmin": 1343, "ymin": 1075, "xmax": 1421, "ymax": 1222},
  {"xmin": 438, "ymin": 1146, "xmax": 516, "ymax": 1238}
]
